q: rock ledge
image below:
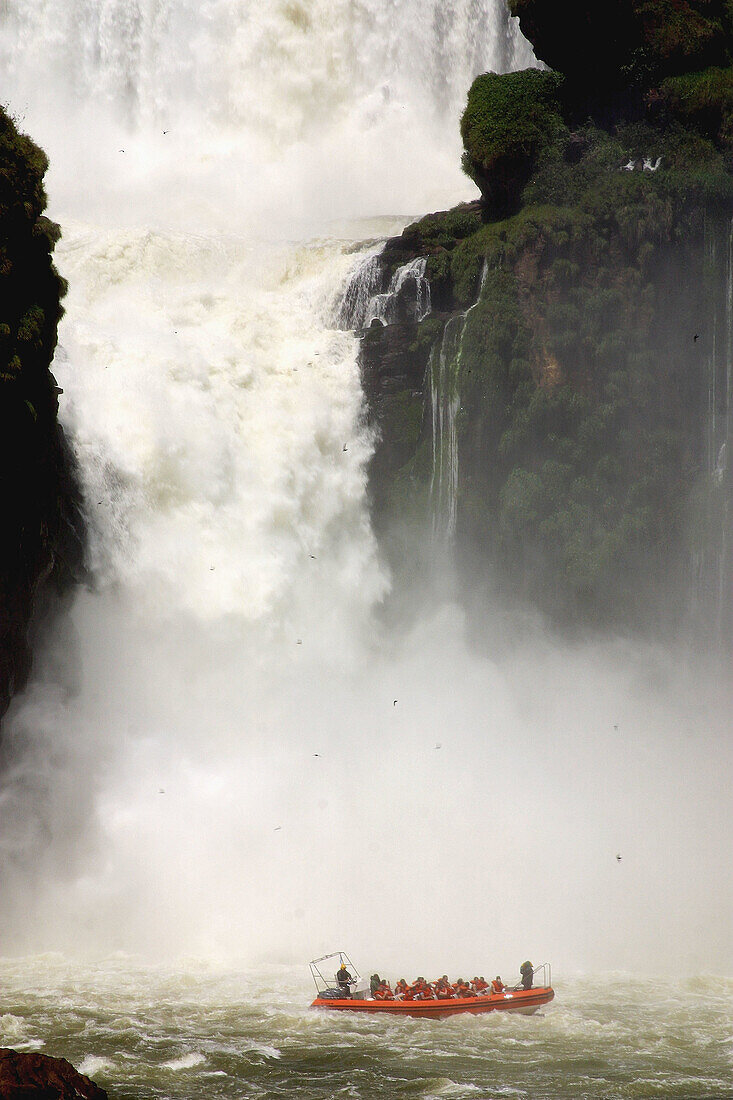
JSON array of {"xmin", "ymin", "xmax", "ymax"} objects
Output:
[{"xmin": 0, "ymin": 1048, "xmax": 107, "ymax": 1100}]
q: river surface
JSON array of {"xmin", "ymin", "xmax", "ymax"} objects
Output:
[{"xmin": 1, "ymin": 959, "xmax": 731, "ymax": 1099}]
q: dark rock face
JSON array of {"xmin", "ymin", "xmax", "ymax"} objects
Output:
[
  {"xmin": 0, "ymin": 1049, "xmax": 107, "ymax": 1099},
  {"xmin": 355, "ymin": 4, "xmax": 733, "ymax": 641},
  {"xmin": 0, "ymin": 110, "xmax": 85, "ymax": 724},
  {"xmin": 508, "ymin": 0, "xmax": 733, "ymax": 89}
]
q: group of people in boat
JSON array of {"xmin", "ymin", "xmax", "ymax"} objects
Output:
[
  {"xmin": 370, "ymin": 974, "xmax": 507, "ymax": 1000},
  {"xmin": 335, "ymin": 961, "xmax": 534, "ymax": 1000}
]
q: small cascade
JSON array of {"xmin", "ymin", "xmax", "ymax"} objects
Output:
[
  {"xmin": 696, "ymin": 215, "xmax": 733, "ymax": 644},
  {"xmin": 720, "ymin": 218, "xmax": 733, "ymax": 642},
  {"xmin": 429, "ymin": 316, "xmax": 464, "ymax": 541},
  {"xmin": 335, "ymin": 253, "xmax": 431, "ymax": 329},
  {"xmin": 366, "ymin": 257, "xmax": 432, "ymax": 326},
  {"xmin": 429, "ymin": 262, "xmax": 488, "ymax": 544},
  {"xmin": 333, "ymin": 250, "xmax": 385, "ymax": 329}
]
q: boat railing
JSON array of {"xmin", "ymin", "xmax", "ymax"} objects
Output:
[
  {"xmin": 309, "ymin": 951, "xmax": 360, "ymax": 994},
  {"xmin": 532, "ymin": 962, "xmax": 552, "ymax": 989}
]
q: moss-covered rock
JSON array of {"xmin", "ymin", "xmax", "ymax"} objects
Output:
[
  {"xmin": 460, "ymin": 69, "xmax": 566, "ymax": 212},
  {"xmin": 652, "ymin": 64, "xmax": 733, "ymax": 147}
]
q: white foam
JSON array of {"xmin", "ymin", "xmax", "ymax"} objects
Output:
[
  {"xmin": 78, "ymin": 1056, "xmax": 114, "ymax": 1077},
  {"xmin": 162, "ymin": 1052, "xmax": 206, "ymax": 1071}
]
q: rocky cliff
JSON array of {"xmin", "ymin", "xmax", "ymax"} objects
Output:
[
  {"xmin": 351, "ymin": 0, "xmax": 733, "ymax": 642},
  {"xmin": 0, "ymin": 109, "xmax": 84, "ymax": 723},
  {"xmin": 0, "ymin": 1048, "xmax": 107, "ymax": 1099}
]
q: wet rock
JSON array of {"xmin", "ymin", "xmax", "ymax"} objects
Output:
[{"xmin": 0, "ymin": 1048, "xmax": 107, "ymax": 1099}]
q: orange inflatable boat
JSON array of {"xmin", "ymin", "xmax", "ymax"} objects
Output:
[{"xmin": 309, "ymin": 953, "xmax": 555, "ymax": 1019}]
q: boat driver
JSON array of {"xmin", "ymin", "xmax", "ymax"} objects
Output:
[{"xmin": 336, "ymin": 963, "xmax": 353, "ymax": 996}]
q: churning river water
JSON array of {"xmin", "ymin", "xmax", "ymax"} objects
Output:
[{"xmin": 1, "ymin": 959, "xmax": 732, "ymax": 1099}]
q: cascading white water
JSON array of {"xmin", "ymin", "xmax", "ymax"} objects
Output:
[
  {"xmin": 0, "ymin": 0, "xmax": 533, "ymax": 232},
  {"xmin": 430, "ymin": 262, "xmax": 488, "ymax": 542},
  {"xmin": 429, "ymin": 319, "xmax": 463, "ymax": 541},
  {"xmin": 696, "ymin": 215, "xmax": 733, "ymax": 641},
  {"xmin": 336, "ymin": 253, "xmax": 432, "ymax": 328},
  {"xmin": 0, "ymin": 2, "xmax": 731, "ymax": 979}
]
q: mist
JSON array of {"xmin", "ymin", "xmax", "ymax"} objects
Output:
[{"xmin": 0, "ymin": 0, "xmax": 730, "ymax": 986}]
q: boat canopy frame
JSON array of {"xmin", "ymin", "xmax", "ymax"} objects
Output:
[
  {"xmin": 529, "ymin": 962, "xmax": 551, "ymax": 989},
  {"xmin": 309, "ymin": 951, "xmax": 361, "ymax": 994}
]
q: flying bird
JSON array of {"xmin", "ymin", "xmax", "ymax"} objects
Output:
[
  {"xmin": 694, "ymin": 333, "xmax": 700, "ymax": 342},
  {"xmin": 621, "ymin": 159, "xmax": 636, "ymax": 171},
  {"xmin": 393, "ymin": 699, "xmax": 397, "ymax": 706},
  {"xmin": 435, "ymin": 743, "xmax": 442, "ymax": 750},
  {"xmin": 616, "ymin": 853, "xmax": 622, "ymax": 862},
  {"xmin": 274, "ymin": 826, "xmax": 282, "ymax": 832},
  {"xmin": 343, "ymin": 444, "xmax": 348, "ymax": 451}
]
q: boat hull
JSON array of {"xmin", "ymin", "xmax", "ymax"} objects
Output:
[{"xmin": 311, "ymin": 986, "xmax": 554, "ymax": 1019}]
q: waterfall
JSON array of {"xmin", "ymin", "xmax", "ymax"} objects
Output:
[
  {"xmin": 717, "ymin": 217, "xmax": 726, "ymax": 642},
  {"xmin": 0, "ymin": 1, "xmax": 534, "ymax": 230},
  {"xmin": 0, "ymin": 5, "xmax": 731, "ymax": 989},
  {"xmin": 335, "ymin": 253, "xmax": 432, "ymax": 329},
  {"xmin": 697, "ymin": 216, "xmax": 733, "ymax": 644},
  {"xmin": 429, "ymin": 318, "xmax": 463, "ymax": 542},
  {"xmin": 369, "ymin": 257, "xmax": 432, "ymax": 326},
  {"xmin": 0, "ymin": 1, "xmax": 535, "ymax": 955},
  {"xmin": 429, "ymin": 261, "xmax": 488, "ymax": 543},
  {"xmin": 334, "ymin": 250, "xmax": 385, "ymax": 329}
]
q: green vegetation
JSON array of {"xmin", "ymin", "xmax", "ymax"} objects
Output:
[
  {"xmin": 656, "ymin": 65, "xmax": 733, "ymax": 146},
  {"xmin": 460, "ymin": 69, "xmax": 566, "ymax": 211}
]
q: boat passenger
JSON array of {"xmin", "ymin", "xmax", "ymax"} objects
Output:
[
  {"xmin": 474, "ymin": 976, "xmax": 489, "ymax": 993},
  {"xmin": 490, "ymin": 976, "xmax": 505, "ymax": 994},
  {"xmin": 370, "ymin": 973, "xmax": 380, "ymax": 996},
  {"xmin": 520, "ymin": 961, "xmax": 534, "ymax": 990},
  {"xmin": 337, "ymin": 963, "xmax": 353, "ymax": 996}
]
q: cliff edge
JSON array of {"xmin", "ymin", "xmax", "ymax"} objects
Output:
[{"xmin": 350, "ymin": 0, "xmax": 733, "ymax": 641}]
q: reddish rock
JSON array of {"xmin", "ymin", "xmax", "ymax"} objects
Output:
[{"xmin": 0, "ymin": 1049, "xmax": 107, "ymax": 1100}]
